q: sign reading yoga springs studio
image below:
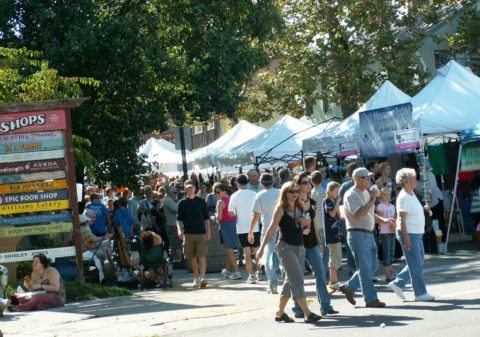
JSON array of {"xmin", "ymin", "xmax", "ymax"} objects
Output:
[{"xmin": 359, "ymin": 103, "xmax": 418, "ymax": 158}]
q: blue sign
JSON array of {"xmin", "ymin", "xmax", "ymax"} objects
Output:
[
  {"xmin": 359, "ymin": 103, "xmax": 417, "ymax": 158},
  {"xmin": 0, "ymin": 212, "xmax": 72, "ymax": 226}
]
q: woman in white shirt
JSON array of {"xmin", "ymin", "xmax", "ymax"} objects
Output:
[{"xmin": 388, "ymin": 168, "xmax": 435, "ymax": 302}]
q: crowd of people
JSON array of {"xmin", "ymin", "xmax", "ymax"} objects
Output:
[{"xmin": 8, "ymin": 156, "xmax": 445, "ymax": 318}]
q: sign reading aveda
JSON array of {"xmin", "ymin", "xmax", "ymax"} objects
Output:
[{"xmin": 0, "ymin": 110, "xmax": 66, "ymax": 134}]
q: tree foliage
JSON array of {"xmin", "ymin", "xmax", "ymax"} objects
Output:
[
  {"xmin": 447, "ymin": 0, "xmax": 480, "ymax": 67},
  {"xmin": 238, "ymin": 0, "xmax": 458, "ymax": 120},
  {"xmin": 0, "ymin": 0, "xmax": 282, "ymax": 186}
]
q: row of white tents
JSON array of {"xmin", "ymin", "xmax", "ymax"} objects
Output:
[{"xmin": 139, "ymin": 60, "xmax": 480, "ymax": 175}]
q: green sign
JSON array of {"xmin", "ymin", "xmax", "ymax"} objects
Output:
[
  {"xmin": 461, "ymin": 142, "xmax": 480, "ymax": 172},
  {"xmin": 0, "ymin": 222, "xmax": 72, "ymax": 238}
]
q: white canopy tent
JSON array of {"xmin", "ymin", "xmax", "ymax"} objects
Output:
[
  {"xmin": 215, "ymin": 115, "xmax": 325, "ymax": 168},
  {"xmin": 302, "ymin": 80, "xmax": 411, "ymax": 154},
  {"xmin": 412, "ymin": 60, "xmax": 480, "ymax": 135},
  {"xmin": 410, "ymin": 60, "xmax": 480, "ymax": 251},
  {"xmin": 138, "ymin": 138, "xmax": 191, "ymax": 176},
  {"xmin": 188, "ymin": 120, "xmax": 265, "ymax": 169}
]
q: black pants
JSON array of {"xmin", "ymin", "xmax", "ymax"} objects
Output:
[{"xmin": 431, "ymin": 201, "xmax": 446, "ymax": 242}]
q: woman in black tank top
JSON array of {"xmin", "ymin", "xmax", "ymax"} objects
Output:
[{"xmin": 257, "ymin": 182, "xmax": 321, "ymax": 324}]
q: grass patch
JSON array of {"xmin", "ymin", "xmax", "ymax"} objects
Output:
[{"xmin": 65, "ymin": 281, "xmax": 132, "ymax": 302}]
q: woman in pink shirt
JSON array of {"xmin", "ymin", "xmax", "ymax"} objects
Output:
[
  {"xmin": 213, "ymin": 183, "xmax": 242, "ymax": 280},
  {"xmin": 376, "ymin": 188, "xmax": 397, "ymax": 282}
]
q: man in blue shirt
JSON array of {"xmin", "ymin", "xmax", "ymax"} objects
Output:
[{"xmin": 85, "ymin": 193, "xmax": 111, "ymax": 236}]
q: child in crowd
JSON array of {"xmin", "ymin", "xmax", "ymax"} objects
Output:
[
  {"xmin": 376, "ymin": 188, "xmax": 397, "ymax": 282},
  {"xmin": 323, "ymin": 181, "xmax": 342, "ymax": 293}
]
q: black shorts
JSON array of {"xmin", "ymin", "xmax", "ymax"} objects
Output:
[{"xmin": 238, "ymin": 232, "xmax": 260, "ymax": 249}]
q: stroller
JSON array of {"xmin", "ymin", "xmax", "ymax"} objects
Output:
[{"xmin": 106, "ymin": 225, "xmax": 140, "ymax": 287}]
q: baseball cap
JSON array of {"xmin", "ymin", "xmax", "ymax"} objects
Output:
[
  {"xmin": 352, "ymin": 167, "xmax": 370, "ymax": 179},
  {"xmin": 184, "ymin": 180, "xmax": 195, "ymax": 188}
]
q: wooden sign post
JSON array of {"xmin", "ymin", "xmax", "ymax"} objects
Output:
[{"xmin": 0, "ymin": 98, "xmax": 87, "ymax": 283}]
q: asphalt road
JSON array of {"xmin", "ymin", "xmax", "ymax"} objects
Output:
[{"xmin": 1, "ymin": 239, "xmax": 479, "ymax": 337}]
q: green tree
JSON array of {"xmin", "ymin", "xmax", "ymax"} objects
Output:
[
  {"xmin": 238, "ymin": 0, "xmax": 455, "ymax": 120},
  {"xmin": 447, "ymin": 0, "xmax": 480, "ymax": 68},
  {"xmin": 1, "ymin": 0, "xmax": 282, "ymax": 186}
]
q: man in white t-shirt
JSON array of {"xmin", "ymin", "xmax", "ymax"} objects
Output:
[
  {"xmin": 229, "ymin": 174, "xmax": 259, "ymax": 284},
  {"xmin": 248, "ymin": 173, "xmax": 280, "ymax": 292}
]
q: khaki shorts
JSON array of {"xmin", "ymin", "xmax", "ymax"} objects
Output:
[
  {"xmin": 184, "ymin": 234, "xmax": 208, "ymax": 259},
  {"xmin": 327, "ymin": 242, "xmax": 342, "ymax": 270}
]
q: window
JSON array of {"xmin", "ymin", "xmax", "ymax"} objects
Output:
[
  {"xmin": 193, "ymin": 125, "xmax": 204, "ymax": 135},
  {"xmin": 207, "ymin": 121, "xmax": 215, "ymax": 131},
  {"xmin": 434, "ymin": 50, "xmax": 452, "ymax": 69}
]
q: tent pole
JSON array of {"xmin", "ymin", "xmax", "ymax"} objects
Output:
[{"xmin": 445, "ymin": 142, "xmax": 462, "ymax": 252}]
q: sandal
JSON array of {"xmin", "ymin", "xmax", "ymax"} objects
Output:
[{"xmin": 275, "ymin": 313, "xmax": 294, "ymax": 323}]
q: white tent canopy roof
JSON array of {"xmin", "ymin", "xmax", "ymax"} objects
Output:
[
  {"xmin": 188, "ymin": 120, "xmax": 264, "ymax": 168},
  {"xmin": 138, "ymin": 138, "xmax": 190, "ymax": 175},
  {"xmin": 412, "ymin": 60, "xmax": 480, "ymax": 135},
  {"xmin": 215, "ymin": 115, "xmax": 316, "ymax": 167},
  {"xmin": 303, "ymin": 80, "xmax": 411, "ymax": 154}
]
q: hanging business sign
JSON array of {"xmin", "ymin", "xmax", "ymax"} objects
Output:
[
  {"xmin": 337, "ymin": 140, "xmax": 358, "ymax": 158},
  {"xmin": 359, "ymin": 103, "xmax": 416, "ymax": 158},
  {"xmin": 0, "ymin": 170, "xmax": 66, "ymax": 184},
  {"xmin": 0, "ymin": 139, "xmax": 64, "ymax": 154},
  {"xmin": 0, "ymin": 159, "xmax": 66, "ymax": 176},
  {"xmin": 0, "ymin": 200, "xmax": 69, "ymax": 215},
  {"xmin": 0, "ymin": 246, "xmax": 76, "ymax": 263},
  {"xmin": 0, "ymin": 149, "xmax": 65, "ymax": 163},
  {"xmin": 460, "ymin": 142, "xmax": 480, "ymax": 172},
  {"xmin": 0, "ymin": 179, "xmax": 68, "ymax": 195},
  {"xmin": 0, "ymin": 131, "xmax": 64, "ymax": 144},
  {"xmin": 0, "ymin": 212, "xmax": 72, "ymax": 226},
  {"xmin": 0, "ymin": 189, "xmax": 68, "ymax": 206},
  {"xmin": 0, "ymin": 110, "xmax": 66, "ymax": 135},
  {"xmin": 0, "ymin": 222, "xmax": 72, "ymax": 238},
  {"xmin": 394, "ymin": 129, "xmax": 421, "ymax": 151}
]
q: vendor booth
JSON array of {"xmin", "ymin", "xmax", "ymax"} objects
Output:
[{"xmin": 139, "ymin": 137, "xmax": 191, "ymax": 176}]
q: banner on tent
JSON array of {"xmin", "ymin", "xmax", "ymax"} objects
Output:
[
  {"xmin": 394, "ymin": 129, "xmax": 421, "ymax": 151},
  {"xmin": 359, "ymin": 103, "xmax": 416, "ymax": 158},
  {"xmin": 461, "ymin": 142, "xmax": 480, "ymax": 172},
  {"xmin": 337, "ymin": 140, "xmax": 358, "ymax": 158}
]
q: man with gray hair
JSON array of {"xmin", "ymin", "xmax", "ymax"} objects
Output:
[
  {"xmin": 164, "ymin": 185, "xmax": 183, "ymax": 266},
  {"xmin": 339, "ymin": 167, "xmax": 396, "ymax": 308}
]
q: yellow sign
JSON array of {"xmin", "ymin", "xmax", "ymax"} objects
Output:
[
  {"xmin": 0, "ymin": 222, "xmax": 72, "ymax": 238},
  {"xmin": 0, "ymin": 179, "xmax": 68, "ymax": 195},
  {"xmin": 0, "ymin": 200, "xmax": 69, "ymax": 215}
]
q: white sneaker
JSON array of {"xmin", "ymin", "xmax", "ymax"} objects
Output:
[
  {"xmin": 247, "ymin": 274, "xmax": 256, "ymax": 284},
  {"xmin": 192, "ymin": 277, "xmax": 200, "ymax": 288},
  {"xmin": 229, "ymin": 271, "xmax": 242, "ymax": 280},
  {"xmin": 415, "ymin": 293, "xmax": 435, "ymax": 302},
  {"xmin": 221, "ymin": 268, "xmax": 232, "ymax": 279},
  {"xmin": 388, "ymin": 281, "xmax": 406, "ymax": 300}
]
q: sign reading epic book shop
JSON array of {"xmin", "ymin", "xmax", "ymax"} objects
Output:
[{"xmin": 359, "ymin": 103, "xmax": 417, "ymax": 158}]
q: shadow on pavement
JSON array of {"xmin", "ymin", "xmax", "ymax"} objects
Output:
[
  {"xmin": 385, "ymin": 298, "xmax": 480, "ymax": 311},
  {"xmin": 306, "ymin": 313, "xmax": 421, "ymax": 329},
  {"xmin": 56, "ymin": 295, "xmax": 228, "ymax": 318}
]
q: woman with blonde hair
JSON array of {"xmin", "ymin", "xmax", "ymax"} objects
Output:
[{"xmin": 257, "ymin": 182, "xmax": 321, "ymax": 323}]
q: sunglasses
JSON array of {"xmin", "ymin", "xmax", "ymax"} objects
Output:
[
  {"xmin": 301, "ymin": 180, "xmax": 311, "ymax": 185},
  {"xmin": 287, "ymin": 189, "xmax": 299, "ymax": 194}
]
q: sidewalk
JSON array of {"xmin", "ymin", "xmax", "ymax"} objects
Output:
[{"xmin": 1, "ymin": 237, "xmax": 478, "ymax": 337}]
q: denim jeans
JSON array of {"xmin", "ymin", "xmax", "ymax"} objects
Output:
[
  {"xmin": 344, "ymin": 231, "xmax": 379, "ymax": 303},
  {"xmin": 380, "ymin": 233, "xmax": 396, "ymax": 267},
  {"xmin": 393, "ymin": 231, "xmax": 427, "ymax": 296},
  {"xmin": 293, "ymin": 245, "xmax": 333, "ymax": 315},
  {"xmin": 262, "ymin": 235, "xmax": 279, "ymax": 286}
]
